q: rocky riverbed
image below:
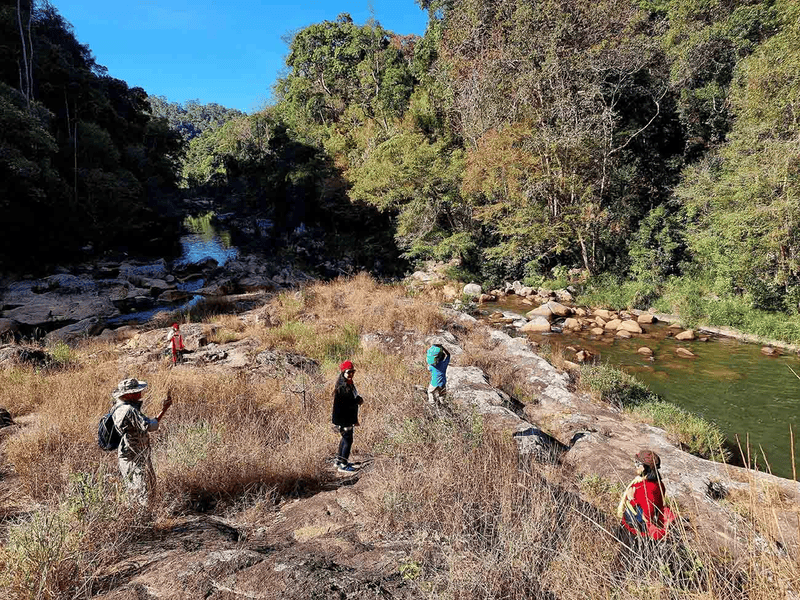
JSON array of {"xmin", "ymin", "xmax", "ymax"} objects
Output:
[{"xmin": 0, "ymin": 253, "xmax": 317, "ymax": 344}]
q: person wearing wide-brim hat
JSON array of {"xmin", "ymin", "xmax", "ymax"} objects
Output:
[
  {"xmin": 331, "ymin": 361, "xmax": 363, "ymax": 473},
  {"xmin": 617, "ymin": 449, "xmax": 676, "ymax": 540},
  {"xmin": 426, "ymin": 343, "xmax": 451, "ymax": 405},
  {"xmin": 110, "ymin": 378, "xmax": 172, "ymax": 506}
]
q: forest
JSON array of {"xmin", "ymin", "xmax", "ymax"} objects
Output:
[{"xmin": 2, "ymin": 0, "xmax": 800, "ymax": 325}]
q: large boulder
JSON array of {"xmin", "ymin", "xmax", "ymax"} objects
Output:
[
  {"xmin": 139, "ymin": 278, "xmax": 174, "ymax": 295},
  {"xmin": 238, "ymin": 275, "xmax": 277, "ymax": 292},
  {"xmin": 41, "ymin": 274, "xmax": 97, "ymax": 295},
  {"xmin": 637, "ymin": 313, "xmax": 656, "ymax": 325},
  {"xmin": 463, "ymin": 283, "xmax": 483, "ymax": 296},
  {"xmin": 604, "ymin": 319, "xmax": 622, "ymax": 331},
  {"xmin": 45, "ymin": 316, "xmax": 103, "ymax": 344},
  {"xmin": 119, "ymin": 259, "xmax": 168, "ymax": 283},
  {"xmin": 618, "ymin": 320, "xmax": 643, "ymax": 334},
  {"xmin": 675, "ymin": 329, "xmax": 696, "ymax": 341},
  {"xmin": 157, "ymin": 290, "xmax": 191, "ymax": 303},
  {"xmin": 518, "ymin": 286, "xmax": 535, "ymax": 297},
  {"xmin": 555, "ymin": 289, "xmax": 574, "ymax": 303},
  {"xmin": 527, "ymin": 305, "xmax": 553, "ymax": 320},
  {"xmin": 563, "ymin": 318, "xmax": 581, "ymax": 330},
  {"xmin": 546, "ymin": 301, "xmax": 573, "ymax": 317},
  {"xmin": 4, "ymin": 295, "xmax": 119, "ymax": 327},
  {"xmin": 520, "ymin": 316, "xmax": 552, "ymax": 333}
]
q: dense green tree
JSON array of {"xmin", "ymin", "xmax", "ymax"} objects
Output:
[
  {"xmin": 0, "ymin": 0, "xmax": 184, "ymax": 268},
  {"xmin": 146, "ymin": 95, "xmax": 244, "ymax": 141},
  {"xmin": 662, "ymin": 0, "xmax": 780, "ymax": 160},
  {"xmin": 677, "ymin": 0, "xmax": 800, "ymax": 308},
  {"xmin": 441, "ymin": 0, "xmax": 682, "ymax": 279}
]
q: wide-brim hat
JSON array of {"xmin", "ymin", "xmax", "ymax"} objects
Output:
[
  {"xmin": 112, "ymin": 377, "xmax": 148, "ymax": 399},
  {"xmin": 426, "ymin": 345, "xmax": 443, "ymax": 365}
]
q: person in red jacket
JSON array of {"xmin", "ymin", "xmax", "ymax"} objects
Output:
[
  {"xmin": 617, "ymin": 449, "xmax": 676, "ymax": 540},
  {"xmin": 167, "ymin": 323, "xmax": 186, "ymax": 366}
]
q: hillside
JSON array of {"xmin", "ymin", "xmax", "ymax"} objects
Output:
[{"xmin": 1, "ymin": 276, "xmax": 798, "ymax": 599}]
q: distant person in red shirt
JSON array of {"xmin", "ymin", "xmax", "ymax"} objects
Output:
[
  {"xmin": 167, "ymin": 323, "xmax": 187, "ymax": 366},
  {"xmin": 617, "ymin": 449, "xmax": 676, "ymax": 540}
]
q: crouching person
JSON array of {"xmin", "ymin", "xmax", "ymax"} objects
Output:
[
  {"xmin": 111, "ymin": 378, "xmax": 172, "ymax": 506},
  {"xmin": 617, "ymin": 449, "xmax": 676, "ymax": 541}
]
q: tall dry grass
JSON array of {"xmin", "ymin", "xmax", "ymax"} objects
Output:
[
  {"xmin": 365, "ymin": 424, "xmax": 800, "ymax": 600},
  {"xmin": 1, "ymin": 275, "xmax": 799, "ymax": 599}
]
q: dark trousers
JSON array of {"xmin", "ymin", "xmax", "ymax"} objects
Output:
[{"xmin": 337, "ymin": 426, "xmax": 353, "ymax": 465}]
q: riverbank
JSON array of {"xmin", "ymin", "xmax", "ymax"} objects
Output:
[
  {"xmin": 579, "ymin": 274, "xmax": 800, "ymax": 348},
  {"xmin": 2, "ymin": 275, "xmax": 800, "ymax": 599}
]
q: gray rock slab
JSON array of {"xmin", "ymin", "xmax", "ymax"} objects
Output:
[
  {"xmin": 3, "ymin": 294, "xmax": 119, "ymax": 326},
  {"xmin": 45, "ymin": 317, "xmax": 103, "ymax": 344}
]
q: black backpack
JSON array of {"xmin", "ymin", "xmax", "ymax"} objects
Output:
[{"xmin": 97, "ymin": 406, "xmax": 122, "ymax": 451}]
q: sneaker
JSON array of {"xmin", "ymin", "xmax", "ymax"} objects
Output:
[{"xmin": 337, "ymin": 464, "xmax": 357, "ymax": 473}]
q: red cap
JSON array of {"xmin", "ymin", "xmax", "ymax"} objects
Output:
[
  {"xmin": 340, "ymin": 360, "xmax": 354, "ymax": 371},
  {"xmin": 172, "ymin": 323, "xmax": 180, "ymax": 329}
]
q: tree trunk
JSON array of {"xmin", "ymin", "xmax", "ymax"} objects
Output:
[
  {"xmin": 16, "ymin": 0, "xmax": 31, "ymax": 110},
  {"xmin": 578, "ymin": 232, "xmax": 591, "ymax": 275}
]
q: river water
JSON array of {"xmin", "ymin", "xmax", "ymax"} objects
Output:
[
  {"xmin": 174, "ymin": 212, "xmax": 238, "ymax": 268},
  {"xmin": 481, "ymin": 299, "xmax": 800, "ymax": 479},
  {"xmin": 108, "ymin": 213, "xmax": 237, "ymax": 325}
]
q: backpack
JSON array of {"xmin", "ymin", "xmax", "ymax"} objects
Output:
[{"xmin": 97, "ymin": 405, "xmax": 122, "ymax": 451}]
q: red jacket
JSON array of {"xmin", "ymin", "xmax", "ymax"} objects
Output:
[
  {"xmin": 170, "ymin": 332, "xmax": 185, "ymax": 352},
  {"xmin": 617, "ymin": 476, "xmax": 675, "ymax": 540}
]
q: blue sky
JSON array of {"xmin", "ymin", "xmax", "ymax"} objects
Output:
[{"xmin": 55, "ymin": 1, "xmax": 430, "ymax": 113}]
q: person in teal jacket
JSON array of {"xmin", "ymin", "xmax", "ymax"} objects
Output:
[{"xmin": 426, "ymin": 343, "xmax": 451, "ymax": 404}]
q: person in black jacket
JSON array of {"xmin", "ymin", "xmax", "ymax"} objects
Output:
[{"xmin": 332, "ymin": 360, "xmax": 363, "ymax": 472}]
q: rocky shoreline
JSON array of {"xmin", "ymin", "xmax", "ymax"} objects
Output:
[{"xmin": 0, "ymin": 253, "xmax": 316, "ymax": 344}]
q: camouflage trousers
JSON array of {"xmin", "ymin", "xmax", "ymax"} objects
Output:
[{"xmin": 118, "ymin": 454, "xmax": 156, "ymax": 506}]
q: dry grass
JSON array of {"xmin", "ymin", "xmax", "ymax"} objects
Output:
[
  {"xmin": 365, "ymin": 424, "xmax": 800, "ymax": 600},
  {"xmin": 1, "ymin": 275, "xmax": 800, "ymax": 599}
]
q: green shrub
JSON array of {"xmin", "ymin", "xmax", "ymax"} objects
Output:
[
  {"xmin": 0, "ymin": 468, "xmax": 132, "ymax": 600},
  {"xmin": 321, "ymin": 323, "xmax": 360, "ymax": 364},
  {"xmin": 579, "ymin": 364, "xmax": 657, "ymax": 408},
  {"xmin": 48, "ymin": 341, "xmax": 75, "ymax": 366},
  {"xmin": 630, "ymin": 401, "xmax": 729, "ymax": 462}
]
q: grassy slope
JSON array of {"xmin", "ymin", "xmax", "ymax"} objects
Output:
[{"xmin": 0, "ymin": 275, "xmax": 797, "ymax": 599}]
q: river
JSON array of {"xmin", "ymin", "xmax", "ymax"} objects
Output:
[
  {"xmin": 107, "ymin": 212, "xmax": 237, "ymax": 325},
  {"xmin": 480, "ymin": 298, "xmax": 800, "ymax": 479}
]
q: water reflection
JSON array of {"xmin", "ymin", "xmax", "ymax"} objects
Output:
[{"xmin": 176, "ymin": 212, "xmax": 238, "ymax": 267}]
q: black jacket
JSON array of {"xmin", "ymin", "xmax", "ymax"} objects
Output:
[{"xmin": 331, "ymin": 373, "xmax": 361, "ymax": 427}]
